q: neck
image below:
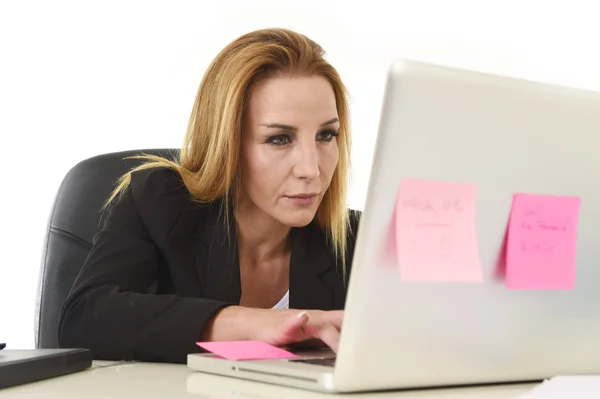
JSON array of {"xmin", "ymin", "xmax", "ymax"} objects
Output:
[{"xmin": 235, "ymin": 200, "xmax": 291, "ymax": 266}]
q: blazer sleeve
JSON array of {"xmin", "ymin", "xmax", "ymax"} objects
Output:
[{"xmin": 57, "ymin": 168, "xmax": 232, "ymax": 364}]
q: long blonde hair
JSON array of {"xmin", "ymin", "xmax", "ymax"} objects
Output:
[{"xmin": 108, "ymin": 28, "xmax": 352, "ymax": 270}]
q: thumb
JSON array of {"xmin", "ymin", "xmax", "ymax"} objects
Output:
[
  {"xmin": 281, "ymin": 311, "xmax": 309, "ymax": 335},
  {"xmin": 272, "ymin": 311, "xmax": 309, "ymax": 345}
]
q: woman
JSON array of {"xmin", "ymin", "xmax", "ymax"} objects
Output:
[{"xmin": 58, "ymin": 28, "xmax": 361, "ymax": 364}]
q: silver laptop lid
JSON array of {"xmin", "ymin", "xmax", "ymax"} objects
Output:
[{"xmin": 335, "ymin": 59, "xmax": 600, "ymax": 392}]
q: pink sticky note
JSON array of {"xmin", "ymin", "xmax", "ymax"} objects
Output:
[
  {"xmin": 506, "ymin": 194, "xmax": 581, "ymax": 290},
  {"xmin": 196, "ymin": 341, "xmax": 299, "ymax": 361},
  {"xmin": 396, "ymin": 179, "xmax": 483, "ymax": 282}
]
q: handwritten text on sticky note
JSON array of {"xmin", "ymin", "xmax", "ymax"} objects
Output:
[
  {"xmin": 196, "ymin": 341, "xmax": 299, "ymax": 361},
  {"xmin": 396, "ymin": 179, "xmax": 483, "ymax": 282},
  {"xmin": 506, "ymin": 194, "xmax": 581, "ymax": 290}
]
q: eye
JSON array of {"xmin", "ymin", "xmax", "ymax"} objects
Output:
[
  {"xmin": 266, "ymin": 134, "xmax": 292, "ymax": 146},
  {"xmin": 317, "ymin": 129, "xmax": 339, "ymax": 142}
]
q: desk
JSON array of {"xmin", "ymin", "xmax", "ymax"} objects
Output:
[{"xmin": 2, "ymin": 361, "xmax": 536, "ymax": 398}]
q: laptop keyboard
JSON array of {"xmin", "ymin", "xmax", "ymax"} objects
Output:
[{"xmin": 289, "ymin": 357, "xmax": 336, "ymax": 367}]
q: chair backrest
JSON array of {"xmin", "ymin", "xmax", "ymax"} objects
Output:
[{"xmin": 35, "ymin": 149, "xmax": 179, "ymax": 348}]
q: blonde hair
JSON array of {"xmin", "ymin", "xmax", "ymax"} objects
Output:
[{"xmin": 108, "ymin": 28, "xmax": 352, "ymax": 270}]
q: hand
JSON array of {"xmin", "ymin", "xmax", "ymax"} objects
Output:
[{"xmin": 251, "ymin": 309, "xmax": 344, "ymax": 352}]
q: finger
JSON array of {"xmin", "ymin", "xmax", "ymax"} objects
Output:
[
  {"xmin": 325, "ymin": 310, "xmax": 344, "ymax": 330},
  {"xmin": 318, "ymin": 324, "xmax": 341, "ymax": 353}
]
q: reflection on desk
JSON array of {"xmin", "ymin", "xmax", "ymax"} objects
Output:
[{"xmin": 1, "ymin": 361, "xmax": 535, "ymax": 399}]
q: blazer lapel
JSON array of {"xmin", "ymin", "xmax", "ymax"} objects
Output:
[
  {"xmin": 195, "ymin": 202, "xmax": 242, "ymax": 304},
  {"xmin": 289, "ymin": 221, "xmax": 335, "ymax": 310},
  {"xmin": 194, "ymin": 202, "xmax": 336, "ymax": 310}
]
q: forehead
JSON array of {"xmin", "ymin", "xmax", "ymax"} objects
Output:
[{"xmin": 246, "ymin": 76, "xmax": 338, "ymax": 122}]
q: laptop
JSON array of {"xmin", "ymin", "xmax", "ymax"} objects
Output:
[
  {"xmin": 0, "ymin": 348, "xmax": 92, "ymax": 389},
  {"xmin": 187, "ymin": 59, "xmax": 600, "ymax": 393}
]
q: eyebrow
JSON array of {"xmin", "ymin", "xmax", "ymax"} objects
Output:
[{"xmin": 261, "ymin": 117, "xmax": 339, "ymax": 131}]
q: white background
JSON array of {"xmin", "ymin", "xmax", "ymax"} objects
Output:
[{"xmin": 1, "ymin": 0, "xmax": 599, "ymax": 349}]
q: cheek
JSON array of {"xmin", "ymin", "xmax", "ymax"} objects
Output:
[
  {"xmin": 243, "ymin": 146, "xmax": 288, "ymax": 197},
  {"xmin": 319, "ymin": 144, "xmax": 340, "ymax": 180}
]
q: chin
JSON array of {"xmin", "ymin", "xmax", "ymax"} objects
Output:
[
  {"xmin": 277, "ymin": 209, "xmax": 317, "ymax": 228},
  {"xmin": 286, "ymin": 219, "xmax": 314, "ymax": 228}
]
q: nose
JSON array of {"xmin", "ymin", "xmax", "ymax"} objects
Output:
[{"xmin": 292, "ymin": 140, "xmax": 320, "ymax": 182}]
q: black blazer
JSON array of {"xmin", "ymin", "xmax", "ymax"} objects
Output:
[{"xmin": 58, "ymin": 167, "xmax": 361, "ymax": 364}]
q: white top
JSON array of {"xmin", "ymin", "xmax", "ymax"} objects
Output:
[{"xmin": 271, "ymin": 290, "xmax": 289, "ymax": 309}]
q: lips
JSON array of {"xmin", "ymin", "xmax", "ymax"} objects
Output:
[
  {"xmin": 284, "ymin": 193, "xmax": 319, "ymax": 206},
  {"xmin": 286, "ymin": 193, "xmax": 318, "ymax": 199}
]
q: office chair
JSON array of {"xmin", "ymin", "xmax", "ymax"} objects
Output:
[{"xmin": 35, "ymin": 148, "xmax": 179, "ymax": 348}]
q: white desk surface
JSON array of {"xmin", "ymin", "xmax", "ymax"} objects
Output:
[{"xmin": 1, "ymin": 361, "xmax": 537, "ymax": 398}]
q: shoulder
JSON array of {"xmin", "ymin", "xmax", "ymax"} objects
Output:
[
  {"xmin": 347, "ymin": 208, "xmax": 361, "ymax": 242},
  {"xmin": 127, "ymin": 167, "xmax": 196, "ymax": 243},
  {"xmin": 129, "ymin": 167, "xmax": 186, "ymax": 199},
  {"xmin": 348, "ymin": 209, "xmax": 361, "ymax": 231},
  {"xmin": 343, "ymin": 208, "xmax": 362, "ymax": 273}
]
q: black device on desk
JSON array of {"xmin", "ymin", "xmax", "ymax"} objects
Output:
[{"xmin": 0, "ymin": 348, "xmax": 92, "ymax": 389}]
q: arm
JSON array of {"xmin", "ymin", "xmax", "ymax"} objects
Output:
[
  {"xmin": 58, "ymin": 170, "xmax": 235, "ymax": 363},
  {"xmin": 58, "ymin": 169, "xmax": 348, "ymax": 361}
]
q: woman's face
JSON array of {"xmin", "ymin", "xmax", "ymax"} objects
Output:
[{"xmin": 240, "ymin": 75, "xmax": 340, "ymax": 227}]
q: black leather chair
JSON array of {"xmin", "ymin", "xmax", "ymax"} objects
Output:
[{"xmin": 35, "ymin": 148, "xmax": 179, "ymax": 348}]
